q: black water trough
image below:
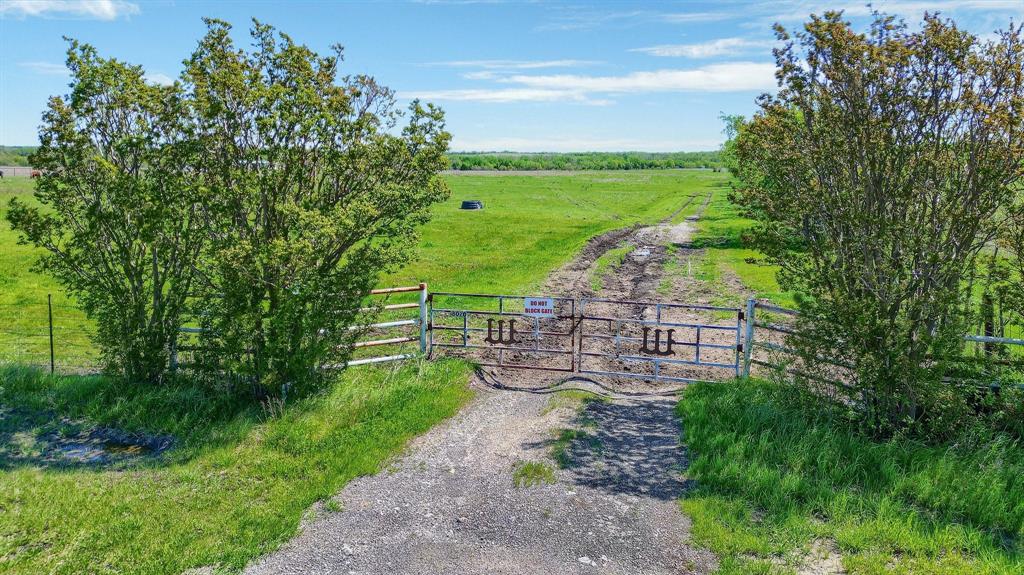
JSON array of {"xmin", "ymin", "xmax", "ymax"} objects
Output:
[{"xmin": 460, "ymin": 200, "xmax": 484, "ymax": 210}]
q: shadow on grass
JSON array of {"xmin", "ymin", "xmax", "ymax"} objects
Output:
[{"xmin": 0, "ymin": 365, "xmax": 267, "ymax": 471}]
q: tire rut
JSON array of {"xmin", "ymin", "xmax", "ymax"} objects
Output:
[{"xmin": 243, "ymin": 193, "xmax": 721, "ymax": 575}]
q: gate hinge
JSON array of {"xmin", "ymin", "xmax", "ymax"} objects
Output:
[
  {"xmin": 738, "ymin": 311, "xmax": 745, "ymax": 320},
  {"xmin": 737, "ymin": 343, "xmax": 744, "ymax": 352}
]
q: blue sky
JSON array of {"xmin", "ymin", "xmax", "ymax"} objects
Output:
[{"xmin": 1, "ymin": 0, "xmax": 1021, "ymax": 151}]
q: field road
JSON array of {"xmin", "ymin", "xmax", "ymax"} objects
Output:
[{"xmin": 243, "ymin": 196, "xmax": 720, "ymax": 575}]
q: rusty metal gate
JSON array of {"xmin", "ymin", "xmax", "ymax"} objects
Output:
[
  {"xmin": 429, "ymin": 292, "xmax": 577, "ymax": 372},
  {"xmin": 576, "ymin": 298, "xmax": 742, "ymax": 383},
  {"xmin": 427, "ymin": 292, "xmax": 743, "ymax": 384}
]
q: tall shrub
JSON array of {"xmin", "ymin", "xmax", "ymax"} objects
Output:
[
  {"xmin": 7, "ymin": 41, "xmax": 204, "ymax": 383},
  {"xmin": 184, "ymin": 20, "xmax": 450, "ymax": 390},
  {"xmin": 7, "ymin": 21, "xmax": 450, "ymax": 389},
  {"xmin": 733, "ymin": 12, "xmax": 1024, "ymax": 435}
]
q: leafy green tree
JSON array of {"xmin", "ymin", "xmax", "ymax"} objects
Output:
[
  {"xmin": 733, "ymin": 12, "xmax": 1024, "ymax": 435},
  {"xmin": 718, "ymin": 114, "xmax": 746, "ymax": 176},
  {"xmin": 184, "ymin": 20, "xmax": 450, "ymax": 390},
  {"xmin": 7, "ymin": 40, "xmax": 205, "ymax": 382}
]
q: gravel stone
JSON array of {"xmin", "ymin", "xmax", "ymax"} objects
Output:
[
  {"xmin": 244, "ymin": 384, "xmax": 715, "ymax": 574},
  {"xmin": 245, "ymin": 198, "xmax": 721, "ymax": 574}
]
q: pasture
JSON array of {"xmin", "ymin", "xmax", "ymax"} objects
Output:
[
  {"xmin": 0, "ymin": 170, "xmax": 722, "ymax": 574},
  {"xmin": 0, "ymin": 171, "xmax": 721, "ymax": 370},
  {"xmin": 2, "ymin": 170, "xmax": 1022, "ymax": 574}
]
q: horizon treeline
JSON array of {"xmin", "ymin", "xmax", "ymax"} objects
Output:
[
  {"xmin": 3, "ymin": 145, "xmax": 724, "ymax": 172},
  {"xmin": 0, "ymin": 146, "xmax": 34, "ymax": 166},
  {"xmin": 448, "ymin": 151, "xmax": 723, "ymax": 171}
]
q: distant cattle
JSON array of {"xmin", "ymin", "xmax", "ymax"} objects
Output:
[{"xmin": 30, "ymin": 170, "xmax": 41, "ymax": 178}]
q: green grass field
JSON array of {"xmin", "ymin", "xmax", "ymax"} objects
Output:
[
  {"xmin": 678, "ymin": 379, "xmax": 1024, "ymax": 575},
  {"xmin": 5, "ymin": 170, "xmax": 1022, "ymax": 575},
  {"xmin": 0, "ymin": 179, "xmax": 95, "ymax": 369},
  {"xmin": 0, "ymin": 170, "xmax": 720, "ymax": 574},
  {"xmin": 0, "ymin": 171, "xmax": 724, "ymax": 370},
  {"xmin": 690, "ymin": 185, "xmax": 795, "ymax": 308}
]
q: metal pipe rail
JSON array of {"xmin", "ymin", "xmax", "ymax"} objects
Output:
[
  {"xmin": 347, "ymin": 283, "xmax": 429, "ymax": 363},
  {"xmin": 742, "ymin": 298, "xmax": 1024, "ymax": 380},
  {"xmin": 172, "ymin": 283, "xmax": 430, "ymax": 371}
]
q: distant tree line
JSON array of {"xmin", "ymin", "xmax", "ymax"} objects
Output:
[
  {"xmin": 0, "ymin": 146, "xmax": 35, "ymax": 166},
  {"xmin": 448, "ymin": 151, "xmax": 723, "ymax": 171},
  {"xmin": 2, "ymin": 148, "xmax": 724, "ymax": 172}
]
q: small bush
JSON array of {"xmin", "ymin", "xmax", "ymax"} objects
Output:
[{"xmin": 512, "ymin": 461, "xmax": 557, "ymax": 488}]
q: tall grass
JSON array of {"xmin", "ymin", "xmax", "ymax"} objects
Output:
[
  {"xmin": 0, "ymin": 360, "xmax": 473, "ymax": 574},
  {"xmin": 678, "ymin": 379, "xmax": 1024, "ymax": 574}
]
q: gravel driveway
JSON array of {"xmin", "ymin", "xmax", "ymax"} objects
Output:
[
  {"xmin": 245, "ymin": 199, "xmax": 720, "ymax": 574},
  {"xmin": 244, "ymin": 379, "xmax": 715, "ymax": 575}
]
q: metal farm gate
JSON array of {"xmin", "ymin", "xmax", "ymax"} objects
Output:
[
  {"xmin": 429, "ymin": 293, "xmax": 578, "ymax": 373},
  {"xmin": 426, "ymin": 291, "xmax": 743, "ymax": 384},
  {"xmin": 576, "ymin": 298, "xmax": 742, "ymax": 383}
]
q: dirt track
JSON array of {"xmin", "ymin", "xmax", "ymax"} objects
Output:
[{"xmin": 244, "ymin": 194, "xmax": 724, "ymax": 575}]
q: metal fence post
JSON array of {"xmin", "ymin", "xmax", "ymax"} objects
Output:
[
  {"xmin": 170, "ymin": 339, "xmax": 178, "ymax": 373},
  {"xmin": 419, "ymin": 283, "xmax": 428, "ymax": 353},
  {"xmin": 47, "ymin": 294, "xmax": 55, "ymax": 374},
  {"xmin": 742, "ymin": 298, "xmax": 755, "ymax": 378}
]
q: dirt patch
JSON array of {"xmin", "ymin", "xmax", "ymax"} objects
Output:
[
  {"xmin": 497, "ymin": 189, "xmax": 744, "ymax": 392},
  {"xmin": 541, "ymin": 225, "xmax": 639, "ymax": 296},
  {"xmin": 540, "ymin": 193, "xmax": 706, "ymax": 299},
  {"xmin": 243, "ymin": 194, "xmax": 731, "ymax": 574},
  {"xmin": 796, "ymin": 539, "xmax": 846, "ymax": 575}
]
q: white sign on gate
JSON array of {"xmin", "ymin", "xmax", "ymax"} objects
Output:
[{"xmin": 523, "ymin": 297, "xmax": 555, "ymax": 318}]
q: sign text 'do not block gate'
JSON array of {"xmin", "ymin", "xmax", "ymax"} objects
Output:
[{"xmin": 429, "ymin": 293, "xmax": 577, "ymax": 372}]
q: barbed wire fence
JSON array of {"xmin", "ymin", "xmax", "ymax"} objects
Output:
[
  {"xmin": 0, "ymin": 287, "xmax": 429, "ymax": 377},
  {"xmin": 0, "ymin": 295, "xmax": 101, "ymax": 374}
]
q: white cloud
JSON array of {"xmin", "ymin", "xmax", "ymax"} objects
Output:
[
  {"xmin": 505, "ymin": 62, "xmax": 777, "ymax": 93},
  {"xmin": 404, "ymin": 61, "xmax": 776, "ymax": 105},
  {"xmin": 462, "ymin": 71, "xmax": 499, "ymax": 80},
  {"xmin": 401, "ymin": 88, "xmax": 592, "ymax": 103},
  {"xmin": 144, "ymin": 72, "xmax": 175, "ymax": 86},
  {"xmin": 450, "ymin": 136, "xmax": 723, "ymax": 153},
  {"xmin": 755, "ymin": 0, "xmax": 1023, "ymax": 25},
  {"xmin": 18, "ymin": 61, "xmax": 69, "ymax": 75},
  {"xmin": 535, "ymin": 10, "xmax": 649, "ymax": 32},
  {"xmin": 0, "ymin": 0, "xmax": 140, "ymax": 19},
  {"xmin": 659, "ymin": 12, "xmax": 732, "ymax": 23},
  {"xmin": 424, "ymin": 59, "xmax": 600, "ymax": 70},
  {"xmin": 536, "ymin": 8, "xmax": 734, "ymax": 32},
  {"xmin": 631, "ymin": 38, "xmax": 774, "ymax": 58}
]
